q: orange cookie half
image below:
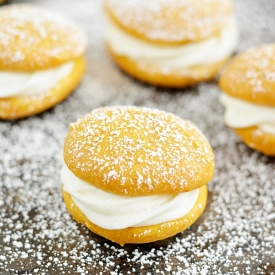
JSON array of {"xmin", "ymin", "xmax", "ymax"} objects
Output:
[
  {"xmin": 219, "ymin": 44, "xmax": 275, "ymax": 106},
  {"xmin": 104, "ymin": 0, "xmax": 238, "ymax": 87},
  {"xmin": 233, "ymin": 127, "xmax": 275, "ymax": 156},
  {"xmin": 0, "ymin": 4, "xmax": 87, "ymax": 71},
  {"xmin": 0, "ymin": 5, "xmax": 87, "ymax": 120},
  {"xmin": 219, "ymin": 44, "xmax": 275, "ymax": 156},
  {"xmin": 104, "ymin": 0, "xmax": 232, "ymax": 45},
  {"xmin": 64, "ymin": 106, "xmax": 214, "ymax": 196},
  {"xmin": 61, "ymin": 106, "xmax": 214, "ymax": 245}
]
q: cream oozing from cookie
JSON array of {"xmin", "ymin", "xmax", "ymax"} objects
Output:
[
  {"xmin": 0, "ymin": 61, "xmax": 74, "ymax": 98},
  {"xmin": 105, "ymin": 14, "xmax": 238, "ymax": 68},
  {"xmin": 220, "ymin": 93, "xmax": 275, "ymax": 134},
  {"xmin": 61, "ymin": 164, "xmax": 199, "ymax": 230}
]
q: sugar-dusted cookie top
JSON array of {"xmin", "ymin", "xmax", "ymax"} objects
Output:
[
  {"xmin": 0, "ymin": 5, "xmax": 87, "ymax": 71},
  {"xmin": 104, "ymin": 0, "xmax": 233, "ymax": 44},
  {"xmin": 220, "ymin": 44, "xmax": 275, "ymax": 106},
  {"xmin": 64, "ymin": 106, "xmax": 214, "ymax": 196}
]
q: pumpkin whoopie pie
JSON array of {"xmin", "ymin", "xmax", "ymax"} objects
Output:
[
  {"xmin": 220, "ymin": 44, "xmax": 275, "ymax": 156},
  {"xmin": 104, "ymin": 0, "xmax": 238, "ymax": 87},
  {"xmin": 0, "ymin": 4, "xmax": 87, "ymax": 120},
  {"xmin": 61, "ymin": 106, "xmax": 214, "ymax": 245}
]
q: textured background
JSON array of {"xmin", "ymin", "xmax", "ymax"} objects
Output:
[{"xmin": 1, "ymin": 0, "xmax": 275, "ymax": 274}]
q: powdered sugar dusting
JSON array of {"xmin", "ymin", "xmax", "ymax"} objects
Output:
[
  {"xmin": 1, "ymin": 0, "xmax": 275, "ymax": 274},
  {"xmin": 105, "ymin": 0, "xmax": 232, "ymax": 43},
  {"xmin": 64, "ymin": 106, "xmax": 214, "ymax": 195},
  {"xmin": 0, "ymin": 4, "xmax": 87, "ymax": 70}
]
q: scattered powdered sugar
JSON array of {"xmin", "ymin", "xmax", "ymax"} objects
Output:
[{"xmin": 0, "ymin": 0, "xmax": 275, "ymax": 274}]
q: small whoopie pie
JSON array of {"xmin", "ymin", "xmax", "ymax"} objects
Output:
[
  {"xmin": 103, "ymin": 0, "xmax": 238, "ymax": 88},
  {"xmin": 220, "ymin": 44, "xmax": 275, "ymax": 156}
]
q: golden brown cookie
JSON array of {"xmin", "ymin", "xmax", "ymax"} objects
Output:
[
  {"xmin": 0, "ymin": 5, "xmax": 87, "ymax": 120},
  {"xmin": 219, "ymin": 44, "xmax": 275, "ymax": 156},
  {"xmin": 61, "ymin": 106, "xmax": 214, "ymax": 245},
  {"xmin": 233, "ymin": 127, "xmax": 275, "ymax": 156},
  {"xmin": 104, "ymin": 0, "xmax": 232, "ymax": 45},
  {"xmin": 64, "ymin": 106, "xmax": 214, "ymax": 196},
  {"xmin": 104, "ymin": 0, "xmax": 238, "ymax": 87}
]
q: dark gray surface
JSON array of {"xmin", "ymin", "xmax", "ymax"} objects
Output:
[{"xmin": 1, "ymin": 0, "xmax": 275, "ymax": 274}]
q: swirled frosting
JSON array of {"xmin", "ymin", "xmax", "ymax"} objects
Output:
[
  {"xmin": 104, "ymin": 14, "xmax": 238, "ymax": 68},
  {"xmin": 0, "ymin": 61, "xmax": 74, "ymax": 98},
  {"xmin": 61, "ymin": 164, "xmax": 199, "ymax": 230},
  {"xmin": 220, "ymin": 93, "xmax": 275, "ymax": 134}
]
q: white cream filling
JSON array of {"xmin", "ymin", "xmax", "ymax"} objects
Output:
[
  {"xmin": 0, "ymin": 62, "xmax": 74, "ymax": 98},
  {"xmin": 61, "ymin": 164, "xmax": 199, "ymax": 230},
  {"xmin": 104, "ymin": 14, "xmax": 238, "ymax": 68},
  {"xmin": 220, "ymin": 93, "xmax": 275, "ymax": 134}
]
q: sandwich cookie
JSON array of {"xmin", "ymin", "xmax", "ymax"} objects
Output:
[
  {"xmin": 104, "ymin": 0, "xmax": 238, "ymax": 88},
  {"xmin": 61, "ymin": 106, "xmax": 214, "ymax": 245},
  {"xmin": 0, "ymin": 5, "xmax": 87, "ymax": 120},
  {"xmin": 219, "ymin": 44, "xmax": 275, "ymax": 156}
]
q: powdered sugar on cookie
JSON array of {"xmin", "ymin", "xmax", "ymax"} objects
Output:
[
  {"xmin": 220, "ymin": 44, "xmax": 275, "ymax": 106},
  {"xmin": 0, "ymin": 5, "xmax": 87, "ymax": 70},
  {"xmin": 105, "ymin": 0, "xmax": 232, "ymax": 43},
  {"xmin": 64, "ymin": 106, "xmax": 214, "ymax": 195}
]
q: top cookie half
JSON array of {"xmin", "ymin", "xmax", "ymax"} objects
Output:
[
  {"xmin": 104, "ymin": 0, "xmax": 233, "ymax": 44},
  {"xmin": 0, "ymin": 4, "xmax": 87, "ymax": 71},
  {"xmin": 63, "ymin": 106, "xmax": 214, "ymax": 196},
  {"xmin": 219, "ymin": 44, "xmax": 275, "ymax": 106}
]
